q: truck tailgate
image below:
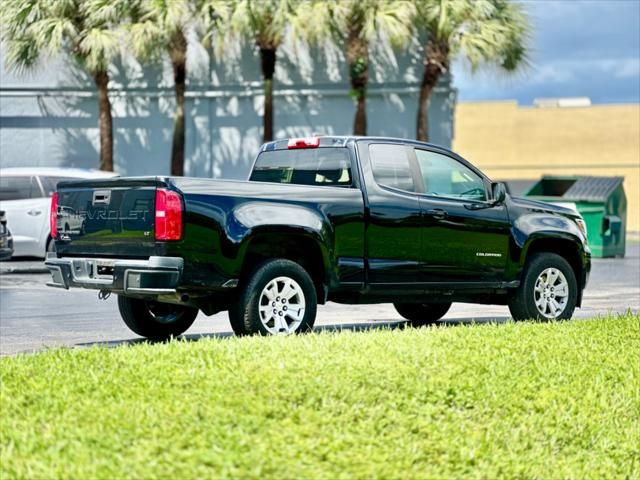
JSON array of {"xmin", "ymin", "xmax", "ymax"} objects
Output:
[{"xmin": 55, "ymin": 178, "xmax": 161, "ymax": 258}]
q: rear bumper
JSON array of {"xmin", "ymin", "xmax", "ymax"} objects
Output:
[{"xmin": 45, "ymin": 254, "xmax": 183, "ymax": 295}]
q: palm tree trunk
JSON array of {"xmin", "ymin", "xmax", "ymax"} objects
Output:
[
  {"xmin": 260, "ymin": 47, "xmax": 276, "ymax": 142},
  {"xmin": 354, "ymin": 92, "xmax": 367, "ymax": 136},
  {"xmin": 93, "ymin": 71, "xmax": 113, "ymax": 172},
  {"xmin": 416, "ymin": 41, "xmax": 448, "ymax": 142},
  {"xmin": 346, "ymin": 28, "xmax": 369, "ymax": 136},
  {"xmin": 170, "ymin": 31, "xmax": 187, "ymax": 176}
]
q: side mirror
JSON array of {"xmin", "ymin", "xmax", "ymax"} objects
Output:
[{"xmin": 492, "ymin": 182, "xmax": 507, "ymax": 205}]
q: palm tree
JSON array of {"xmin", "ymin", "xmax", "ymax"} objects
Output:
[
  {"xmin": 294, "ymin": 0, "xmax": 415, "ymax": 136},
  {"xmin": 227, "ymin": 0, "xmax": 296, "ymax": 142},
  {"xmin": 128, "ymin": 0, "xmax": 196, "ymax": 176},
  {"xmin": 2, "ymin": 0, "xmax": 127, "ymax": 171},
  {"xmin": 415, "ymin": 0, "xmax": 529, "ymax": 142}
]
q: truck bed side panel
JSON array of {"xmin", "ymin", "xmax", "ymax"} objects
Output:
[{"xmin": 165, "ymin": 178, "xmax": 366, "ymax": 290}]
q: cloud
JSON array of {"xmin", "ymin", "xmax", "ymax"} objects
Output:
[
  {"xmin": 528, "ymin": 64, "xmax": 575, "ymax": 85},
  {"xmin": 453, "ymin": 0, "xmax": 640, "ymax": 104},
  {"xmin": 614, "ymin": 59, "xmax": 640, "ymax": 79},
  {"xmin": 526, "ymin": 58, "xmax": 640, "ymax": 84}
]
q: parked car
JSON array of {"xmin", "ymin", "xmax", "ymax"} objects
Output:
[
  {"xmin": 0, "ymin": 168, "xmax": 117, "ymax": 258},
  {"xmin": 45, "ymin": 136, "xmax": 590, "ymax": 339},
  {"xmin": 0, "ymin": 210, "xmax": 14, "ymax": 260}
]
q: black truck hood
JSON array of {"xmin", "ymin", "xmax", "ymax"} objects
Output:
[{"xmin": 510, "ymin": 196, "xmax": 580, "ymax": 218}]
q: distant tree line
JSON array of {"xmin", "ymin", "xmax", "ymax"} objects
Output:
[{"xmin": 1, "ymin": 0, "xmax": 529, "ymax": 175}]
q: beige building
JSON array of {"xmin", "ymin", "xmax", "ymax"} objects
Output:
[{"xmin": 453, "ymin": 101, "xmax": 640, "ymax": 232}]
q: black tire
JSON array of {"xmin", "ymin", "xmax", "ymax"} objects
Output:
[
  {"xmin": 117, "ymin": 296, "xmax": 198, "ymax": 340},
  {"xmin": 46, "ymin": 237, "xmax": 56, "ymax": 253},
  {"xmin": 394, "ymin": 302, "xmax": 452, "ymax": 327},
  {"xmin": 229, "ymin": 259, "xmax": 317, "ymax": 336},
  {"xmin": 508, "ymin": 252, "xmax": 578, "ymax": 321}
]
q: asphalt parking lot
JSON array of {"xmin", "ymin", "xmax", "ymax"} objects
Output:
[{"xmin": 1, "ymin": 243, "xmax": 638, "ymax": 355}]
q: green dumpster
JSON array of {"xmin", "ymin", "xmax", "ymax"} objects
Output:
[{"xmin": 524, "ymin": 176, "xmax": 626, "ymax": 258}]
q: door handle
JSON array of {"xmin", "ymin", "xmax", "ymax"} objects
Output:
[
  {"xmin": 27, "ymin": 209, "xmax": 43, "ymax": 216},
  {"xmin": 426, "ymin": 208, "xmax": 448, "ymax": 220}
]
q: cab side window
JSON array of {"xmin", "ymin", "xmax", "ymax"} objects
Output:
[
  {"xmin": 369, "ymin": 144, "xmax": 416, "ymax": 193},
  {"xmin": 414, "ymin": 149, "xmax": 487, "ymax": 201}
]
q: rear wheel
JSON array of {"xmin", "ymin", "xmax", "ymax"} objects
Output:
[
  {"xmin": 394, "ymin": 302, "xmax": 452, "ymax": 327},
  {"xmin": 229, "ymin": 259, "xmax": 317, "ymax": 336},
  {"xmin": 508, "ymin": 252, "xmax": 577, "ymax": 321},
  {"xmin": 117, "ymin": 296, "xmax": 198, "ymax": 340}
]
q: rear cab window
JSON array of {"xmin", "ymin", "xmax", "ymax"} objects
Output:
[{"xmin": 250, "ymin": 148, "xmax": 353, "ymax": 187}]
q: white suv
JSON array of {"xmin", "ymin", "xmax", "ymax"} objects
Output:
[{"xmin": 0, "ymin": 168, "xmax": 117, "ymax": 258}]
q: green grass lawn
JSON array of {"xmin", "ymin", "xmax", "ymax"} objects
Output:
[{"xmin": 1, "ymin": 314, "xmax": 639, "ymax": 479}]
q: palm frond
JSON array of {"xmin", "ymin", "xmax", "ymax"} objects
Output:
[
  {"xmin": 128, "ymin": 20, "xmax": 165, "ymax": 61},
  {"xmin": 418, "ymin": 0, "xmax": 530, "ymax": 74},
  {"xmin": 362, "ymin": 0, "xmax": 415, "ymax": 47},
  {"xmin": 80, "ymin": 27, "xmax": 119, "ymax": 72},
  {"xmin": 29, "ymin": 17, "xmax": 78, "ymax": 55},
  {"xmin": 198, "ymin": 0, "xmax": 232, "ymax": 50},
  {"xmin": 227, "ymin": 0, "xmax": 296, "ymax": 49},
  {"xmin": 3, "ymin": 37, "xmax": 41, "ymax": 73}
]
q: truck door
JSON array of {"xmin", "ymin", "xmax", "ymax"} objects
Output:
[
  {"xmin": 412, "ymin": 147, "xmax": 511, "ymax": 283},
  {"xmin": 359, "ymin": 142, "xmax": 424, "ymax": 286}
]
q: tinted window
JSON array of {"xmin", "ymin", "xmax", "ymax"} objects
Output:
[
  {"xmin": 250, "ymin": 148, "xmax": 352, "ymax": 187},
  {"xmin": 0, "ymin": 176, "xmax": 40, "ymax": 201},
  {"xmin": 369, "ymin": 144, "xmax": 415, "ymax": 192},
  {"xmin": 40, "ymin": 176, "xmax": 80, "ymax": 197},
  {"xmin": 415, "ymin": 149, "xmax": 487, "ymax": 201}
]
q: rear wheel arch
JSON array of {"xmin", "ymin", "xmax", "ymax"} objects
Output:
[{"xmin": 240, "ymin": 232, "xmax": 330, "ymax": 304}]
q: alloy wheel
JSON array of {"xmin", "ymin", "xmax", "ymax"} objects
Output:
[
  {"xmin": 258, "ymin": 276, "xmax": 306, "ymax": 335},
  {"xmin": 533, "ymin": 267, "xmax": 569, "ymax": 319}
]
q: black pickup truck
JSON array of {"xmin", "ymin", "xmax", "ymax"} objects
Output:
[{"xmin": 46, "ymin": 136, "xmax": 590, "ymax": 338}]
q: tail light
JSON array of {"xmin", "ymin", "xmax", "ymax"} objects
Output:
[
  {"xmin": 287, "ymin": 137, "xmax": 320, "ymax": 149},
  {"xmin": 50, "ymin": 192, "xmax": 58, "ymax": 239},
  {"xmin": 155, "ymin": 188, "xmax": 183, "ymax": 241}
]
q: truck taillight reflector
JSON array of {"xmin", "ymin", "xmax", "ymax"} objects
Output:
[
  {"xmin": 50, "ymin": 192, "xmax": 58, "ymax": 239},
  {"xmin": 155, "ymin": 189, "xmax": 182, "ymax": 241},
  {"xmin": 287, "ymin": 137, "xmax": 320, "ymax": 149}
]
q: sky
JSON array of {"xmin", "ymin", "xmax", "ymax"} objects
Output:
[{"xmin": 452, "ymin": 0, "xmax": 640, "ymax": 105}]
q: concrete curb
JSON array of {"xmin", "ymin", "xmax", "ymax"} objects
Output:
[
  {"xmin": 0, "ymin": 260, "xmax": 49, "ymax": 274},
  {"xmin": 0, "ymin": 266, "xmax": 49, "ymax": 274}
]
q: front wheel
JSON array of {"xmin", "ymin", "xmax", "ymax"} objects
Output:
[
  {"xmin": 117, "ymin": 296, "xmax": 198, "ymax": 340},
  {"xmin": 229, "ymin": 259, "xmax": 317, "ymax": 336},
  {"xmin": 394, "ymin": 302, "xmax": 452, "ymax": 327},
  {"xmin": 508, "ymin": 252, "xmax": 578, "ymax": 321}
]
